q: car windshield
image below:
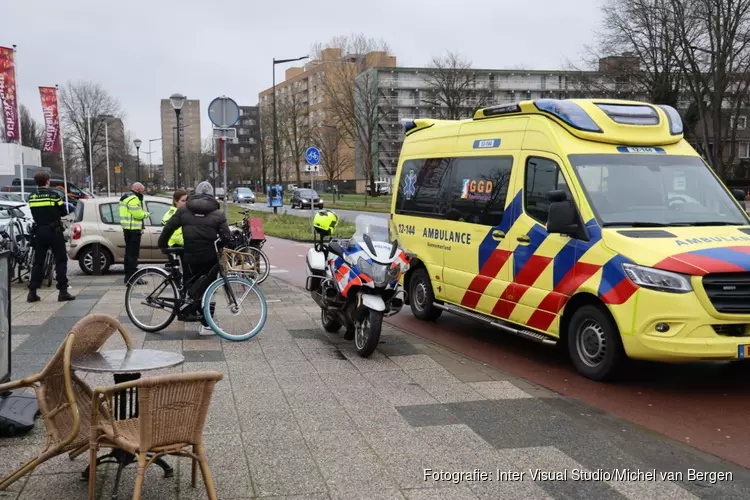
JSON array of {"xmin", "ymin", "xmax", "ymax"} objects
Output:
[
  {"xmin": 237, "ymin": 188, "xmax": 251, "ymax": 193},
  {"xmin": 299, "ymin": 190, "xmax": 317, "ymax": 197},
  {"xmin": 216, "ymin": 188, "xmax": 225, "ymax": 194},
  {"xmin": 569, "ymin": 154, "xmax": 749, "ymax": 227}
]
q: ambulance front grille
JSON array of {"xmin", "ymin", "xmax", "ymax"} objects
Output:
[{"xmin": 702, "ymin": 273, "xmax": 750, "ymax": 314}]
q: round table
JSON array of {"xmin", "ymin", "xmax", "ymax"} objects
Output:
[
  {"xmin": 72, "ymin": 349, "xmax": 185, "ymax": 499},
  {"xmin": 71, "ymin": 348, "xmax": 185, "ymax": 374}
]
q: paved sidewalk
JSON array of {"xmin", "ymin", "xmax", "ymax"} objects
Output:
[{"xmin": 1, "ymin": 275, "xmax": 749, "ymax": 499}]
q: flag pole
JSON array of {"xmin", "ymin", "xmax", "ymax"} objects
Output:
[
  {"xmin": 12, "ymin": 45, "xmax": 25, "ymax": 201},
  {"xmin": 105, "ymin": 121, "xmax": 110, "ymax": 197},
  {"xmin": 56, "ymin": 84, "xmax": 69, "ymax": 206},
  {"xmin": 86, "ymin": 113, "xmax": 94, "ymax": 194}
]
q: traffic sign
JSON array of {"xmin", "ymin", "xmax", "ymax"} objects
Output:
[
  {"xmin": 114, "ymin": 165, "xmax": 121, "ymax": 173},
  {"xmin": 305, "ymin": 164, "xmax": 320, "ymax": 172},
  {"xmin": 305, "ymin": 147, "xmax": 321, "ymax": 165},
  {"xmin": 208, "ymin": 162, "xmax": 218, "ymax": 178},
  {"xmin": 208, "ymin": 96, "xmax": 240, "ymax": 128}
]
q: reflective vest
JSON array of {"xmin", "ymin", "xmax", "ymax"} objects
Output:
[
  {"xmin": 119, "ymin": 193, "xmax": 147, "ymax": 230},
  {"xmin": 161, "ymin": 206, "xmax": 184, "ymax": 246}
]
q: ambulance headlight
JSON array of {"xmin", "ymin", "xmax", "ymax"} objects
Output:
[{"xmin": 622, "ymin": 263, "xmax": 692, "ymax": 293}]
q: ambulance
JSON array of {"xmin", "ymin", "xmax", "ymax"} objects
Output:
[{"xmin": 391, "ymin": 98, "xmax": 750, "ymax": 381}]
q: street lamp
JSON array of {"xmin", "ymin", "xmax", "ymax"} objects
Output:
[
  {"xmin": 272, "ymin": 55, "xmax": 308, "ymax": 213},
  {"xmin": 133, "ymin": 138, "xmax": 142, "ymax": 182},
  {"xmin": 170, "ymin": 93, "xmax": 187, "ymax": 188},
  {"xmin": 148, "ymin": 138, "xmax": 162, "ymax": 185}
]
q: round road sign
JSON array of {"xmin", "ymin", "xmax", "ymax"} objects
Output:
[{"xmin": 208, "ymin": 96, "xmax": 240, "ymax": 128}]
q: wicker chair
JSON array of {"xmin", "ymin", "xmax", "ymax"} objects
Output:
[
  {"xmin": 88, "ymin": 371, "xmax": 224, "ymax": 500},
  {"xmin": 0, "ymin": 314, "xmax": 133, "ymax": 491}
]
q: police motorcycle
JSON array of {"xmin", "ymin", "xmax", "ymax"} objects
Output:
[{"xmin": 306, "ymin": 210, "xmax": 411, "ymax": 357}]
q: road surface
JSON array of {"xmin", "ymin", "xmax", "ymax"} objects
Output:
[
  {"xmin": 261, "ymin": 234, "xmax": 750, "ymax": 471},
  {"xmin": 234, "ymin": 201, "xmax": 388, "ymax": 223}
]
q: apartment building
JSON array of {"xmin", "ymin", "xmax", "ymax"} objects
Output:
[
  {"xmin": 258, "ymin": 47, "xmax": 396, "ymax": 192},
  {"xmin": 160, "ymin": 98, "xmax": 201, "ymax": 188},
  {"xmin": 227, "ymin": 105, "xmax": 261, "ymax": 166},
  {"xmin": 357, "ymin": 61, "xmax": 652, "ymax": 184}
]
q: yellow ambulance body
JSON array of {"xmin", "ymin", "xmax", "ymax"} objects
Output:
[{"xmin": 392, "ymin": 98, "xmax": 750, "ymax": 380}]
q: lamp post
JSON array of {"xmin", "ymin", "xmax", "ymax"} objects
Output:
[
  {"xmin": 134, "ymin": 139, "xmax": 142, "ymax": 182},
  {"xmin": 148, "ymin": 138, "xmax": 161, "ymax": 185},
  {"xmin": 272, "ymin": 55, "xmax": 308, "ymax": 213},
  {"xmin": 170, "ymin": 93, "xmax": 186, "ymax": 188}
]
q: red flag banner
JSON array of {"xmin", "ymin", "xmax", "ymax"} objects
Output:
[
  {"xmin": 39, "ymin": 87, "xmax": 61, "ymax": 153},
  {"xmin": 0, "ymin": 47, "xmax": 19, "ymax": 141}
]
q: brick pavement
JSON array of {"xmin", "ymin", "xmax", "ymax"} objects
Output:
[{"xmin": 1, "ymin": 274, "xmax": 749, "ymax": 499}]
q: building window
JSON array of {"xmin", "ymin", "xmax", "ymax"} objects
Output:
[
  {"xmin": 739, "ymin": 142, "xmax": 750, "ymax": 158},
  {"xmin": 524, "ymin": 157, "xmax": 570, "ymax": 224},
  {"xmin": 731, "ymin": 115, "xmax": 747, "ymax": 130}
]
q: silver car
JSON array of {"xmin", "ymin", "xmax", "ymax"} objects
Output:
[{"xmin": 66, "ymin": 195, "xmax": 173, "ymax": 274}]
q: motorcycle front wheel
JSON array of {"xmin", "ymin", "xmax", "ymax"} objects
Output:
[{"xmin": 355, "ymin": 308, "xmax": 382, "ymax": 357}]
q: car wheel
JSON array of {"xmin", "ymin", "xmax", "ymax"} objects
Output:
[
  {"xmin": 408, "ymin": 268, "xmax": 442, "ymax": 321},
  {"xmin": 567, "ymin": 304, "xmax": 626, "ymax": 381},
  {"xmin": 78, "ymin": 245, "xmax": 112, "ymax": 275}
]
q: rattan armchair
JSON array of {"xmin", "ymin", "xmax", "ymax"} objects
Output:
[
  {"xmin": 0, "ymin": 314, "xmax": 133, "ymax": 491},
  {"xmin": 88, "ymin": 371, "xmax": 224, "ymax": 500}
]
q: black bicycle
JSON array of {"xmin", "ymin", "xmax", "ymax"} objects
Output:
[{"xmin": 124, "ymin": 240, "xmax": 267, "ymax": 341}]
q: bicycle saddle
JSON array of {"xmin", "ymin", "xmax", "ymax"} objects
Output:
[{"xmin": 163, "ymin": 247, "xmax": 184, "ymax": 255}]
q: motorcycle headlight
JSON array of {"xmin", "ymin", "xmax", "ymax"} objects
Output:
[
  {"xmin": 622, "ymin": 263, "xmax": 692, "ymax": 293},
  {"xmin": 357, "ymin": 257, "xmax": 388, "ymax": 285}
]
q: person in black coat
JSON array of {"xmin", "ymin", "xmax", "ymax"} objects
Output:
[{"xmin": 159, "ymin": 181, "xmax": 232, "ymax": 334}]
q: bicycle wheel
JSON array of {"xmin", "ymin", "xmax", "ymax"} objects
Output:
[
  {"xmin": 202, "ymin": 275, "xmax": 267, "ymax": 341},
  {"xmin": 44, "ymin": 250, "xmax": 54, "ymax": 287},
  {"xmin": 125, "ymin": 267, "xmax": 179, "ymax": 332},
  {"xmin": 235, "ymin": 246, "xmax": 270, "ymax": 285}
]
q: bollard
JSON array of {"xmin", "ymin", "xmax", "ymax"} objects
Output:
[{"xmin": 92, "ymin": 242, "xmax": 101, "ymax": 275}]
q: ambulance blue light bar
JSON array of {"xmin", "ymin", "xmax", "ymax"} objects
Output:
[
  {"xmin": 596, "ymin": 103, "xmax": 660, "ymax": 125},
  {"xmin": 656, "ymin": 104, "xmax": 684, "ymax": 135},
  {"xmin": 482, "ymin": 103, "xmax": 522, "ymax": 117},
  {"xmin": 402, "ymin": 119, "xmax": 417, "ymax": 133},
  {"xmin": 533, "ymin": 99, "xmax": 602, "ymax": 133}
]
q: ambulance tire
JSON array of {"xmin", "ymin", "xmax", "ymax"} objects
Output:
[
  {"xmin": 568, "ymin": 305, "xmax": 624, "ymax": 381},
  {"xmin": 409, "ymin": 268, "xmax": 442, "ymax": 321}
]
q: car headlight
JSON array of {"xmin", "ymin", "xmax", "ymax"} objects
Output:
[
  {"xmin": 622, "ymin": 263, "xmax": 692, "ymax": 293},
  {"xmin": 357, "ymin": 257, "xmax": 388, "ymax": 285}
]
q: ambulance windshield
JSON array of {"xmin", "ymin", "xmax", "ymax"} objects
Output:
[{"xmin": 569, "ymin": 154, "xmax": 749, "ymax": 227}]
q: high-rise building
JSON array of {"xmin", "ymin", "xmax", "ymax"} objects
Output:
[
  {"xmin": 93, "ymin": 115, "xmax": 125, "ymax": 188},
  {"xmin": 160, "ymin": 98, "xmax": 201, "ymax": 188},
  {"xmin": 258, "ymin": 48, "xmax": 396, "ymax": 192},
  {"xmin": 226, "ymin": 106, "xmax": 261, "ymax": 186}
]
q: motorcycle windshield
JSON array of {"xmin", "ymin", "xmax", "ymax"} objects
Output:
[{"xmin": 353, "ymin": 214, "xmax": 390, "ymax": 243}]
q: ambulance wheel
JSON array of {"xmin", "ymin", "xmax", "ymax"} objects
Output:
[
  {"xmin": 568, "ymin": 305, "xmax": 624, "ymax": 381},
  {"xmin": 321, "ymin": 309, "xmax": 342, "ymax": 333},
  {"xmin": 409, "ymin": 268, "xmax": 442, "ymax": 321}
]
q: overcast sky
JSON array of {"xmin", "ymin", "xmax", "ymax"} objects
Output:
[{"xmin": 2, "ymin": 0, "xmax": 602, "ymax": 164}]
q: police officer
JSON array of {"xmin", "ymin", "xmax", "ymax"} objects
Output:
[
  {"xmin": 27, "ymin": 171, "xmax": 75, "ymax": 303},
  {"xmin": 119, "ymin": 182, "xmax": 149, "ymax": 284}
]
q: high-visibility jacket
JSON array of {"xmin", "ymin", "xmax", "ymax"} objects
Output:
[
  {"xmin": 119, "ymin": 192, "xmax": 147, "ymax": 231},
  {"xmin": 28, "ymin": 188, "xmax": 67, "ymax": 226},
  {"xmin": 161, "ymin": 206, "xmax": 184, "ymax": 246}
]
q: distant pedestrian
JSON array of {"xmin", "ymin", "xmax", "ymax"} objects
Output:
[
  {"xmin": 27, "ymin": 171, "xmax": 75, "ymax": 302},
  {"xmin": 119, "ymin": 182, "xmax": 149, "ymax": 284}
]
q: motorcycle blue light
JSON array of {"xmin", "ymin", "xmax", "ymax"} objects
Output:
[{"xmin": 533, "ymin": 99, "xmax": 602, "ymax": 132}]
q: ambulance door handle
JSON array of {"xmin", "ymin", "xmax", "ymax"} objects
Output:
[
  {"xmin": 492, "ymin": 230, "xmax": 505, "ymax": 241},
  {"xmin": 517, "ymin": 235, "xmax": 531, "ymax": 245}
]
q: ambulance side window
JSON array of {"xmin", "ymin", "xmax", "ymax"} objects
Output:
[
  {"xmin": 395, "ymin": 157, "xmax": 452, "ymax": 218},
  {"xmin": 524, "ymin": 157, "xmax": 570, "ymax": 224},
  {"xmin": 447, "ymin": 156, "xmax": 513, "ymax": 226}
]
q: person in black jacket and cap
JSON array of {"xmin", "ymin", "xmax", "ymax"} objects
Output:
[{"xmin": 159, "ymin": 181, "xmax": 232, "ymax": 335}]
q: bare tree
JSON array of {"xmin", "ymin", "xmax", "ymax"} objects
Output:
[
  {"xmin": 310, "ymin": 123, "xmax": 352, "ymax": 201},
  {"xmin": 19, "ymin": 104, "xmax": 43, "ymax": 150},
  {"xmin": 277, "ymin": 89, "xmax": 309, "ymax": 185},
  {"xmin": 568, "ymin": 0, "xmax": 683, "ymax": 107},
  {"xmin": 315, "ymin": 33, "xmax": 392, "ymax": 197},
  {"xmin": 670, "ymin": 0, "xmax": 750, "ymax": 179},
  {"xmin": 422, "ymin": 51, "xmax": 490, "ymax": 119},
  {"xmin": 59, "ymin": 81, "xmax": 123, "ymax": 187}
]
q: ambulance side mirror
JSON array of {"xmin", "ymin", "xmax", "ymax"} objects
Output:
[{"xmin": 546, "ymin": 190, "xmax": 589, "ymax": 241}]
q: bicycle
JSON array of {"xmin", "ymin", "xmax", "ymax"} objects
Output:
[
  {"xmin": 124, "ymin": 240, "xmax": 268, "ymax": 341},
  {"xmin": 230, "ymin": 208, "xmax": 270, "ymax": 284},
  {"xmin": 0, "ymin": 207, "xmax": 53, "ymax": 286}
]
